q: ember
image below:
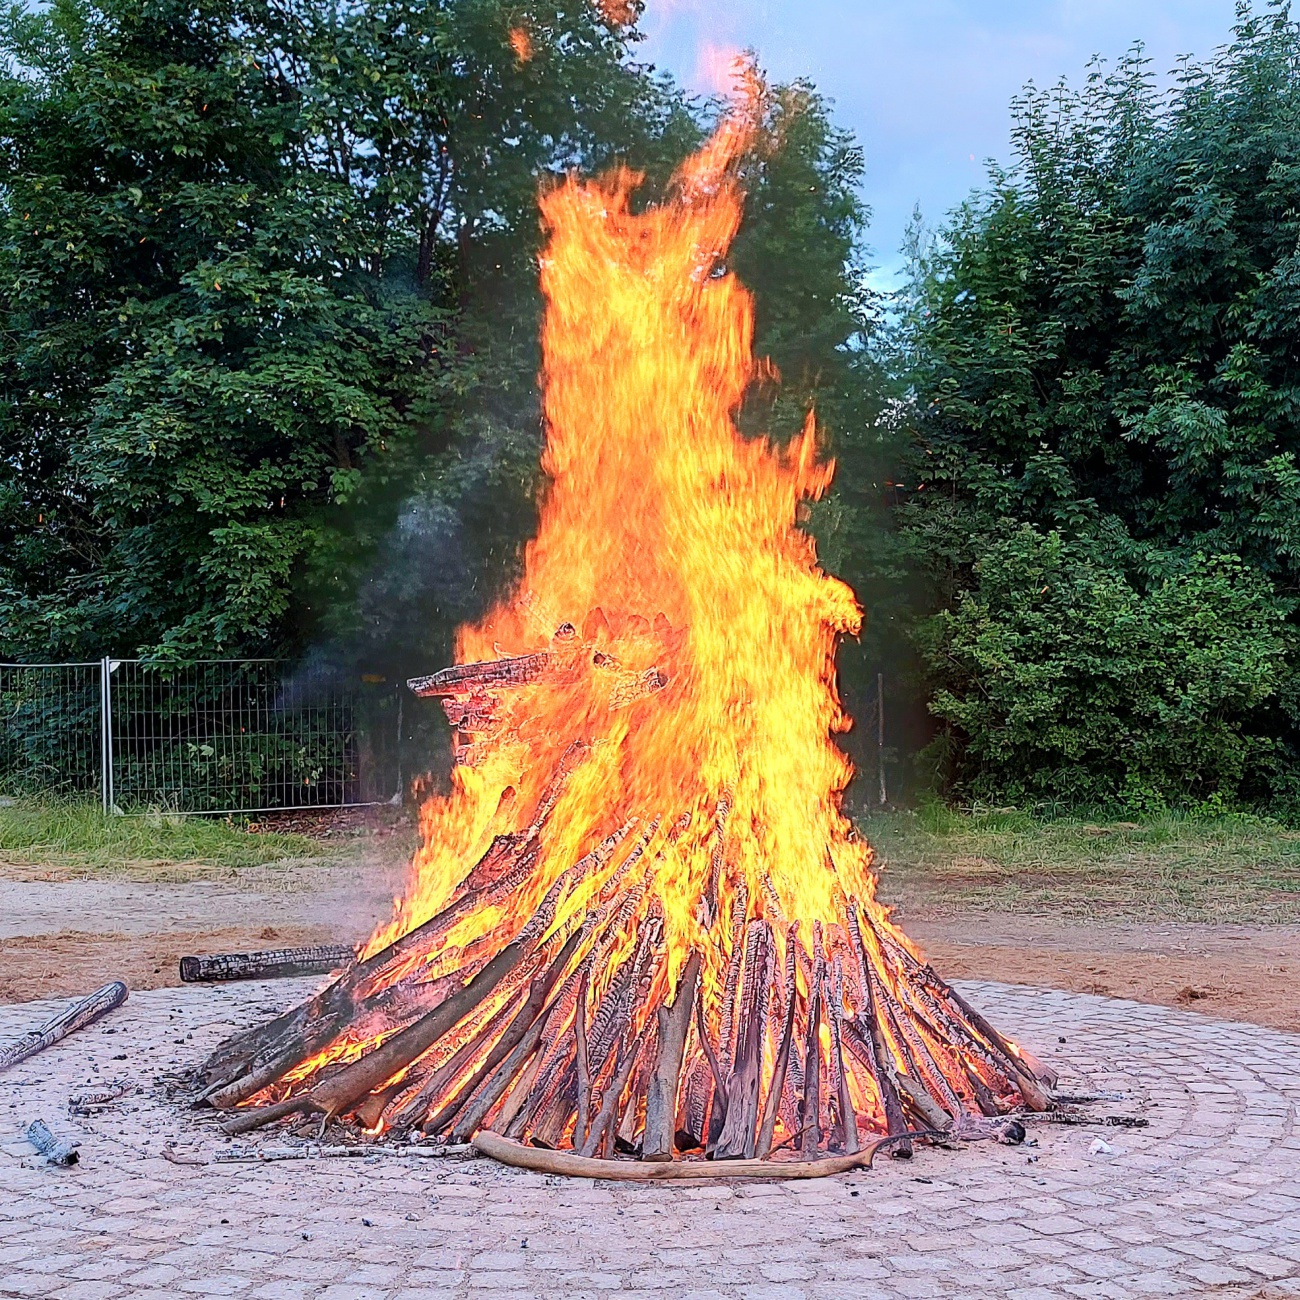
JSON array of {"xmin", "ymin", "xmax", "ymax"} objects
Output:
[{"xmin": 196, "ymin": 90, "xmax": 1055, "ymax": 1174}]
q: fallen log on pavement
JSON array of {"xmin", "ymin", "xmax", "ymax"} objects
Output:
[
  {"xmin": 0, "ymin": 981, "xmax": 128, "ymax": 1074},
  {"xmin": 180, "ymin": 946, "xmax": 355, "ymax": 983},
  {"xmin": 471, "ymin": 1128, "xmax": 934, "ymax": 1180}
]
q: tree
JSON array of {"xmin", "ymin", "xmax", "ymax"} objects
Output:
[
  {"xmin": 0, "ymin": 0, "xmax": 697, "ymax": 662},
  {"xmin": 0, "ymin": 0, "xmax": 448, "ymax": 657},
  {"xmin": 920, "ymin": 528, "xmax": 1287, "ymax": 808},
  {"xmin": 899, "ymin": 1, "xmax": 1300, "ymax": 808}
]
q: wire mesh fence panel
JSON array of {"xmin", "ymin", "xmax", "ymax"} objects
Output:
[
  {"xmin": 0, "ymin": 664, "xmax": 103, "ymax": 797},
  {"xmin": 107, "ymin": 661, "xmax": 399, "ymax": 813}
]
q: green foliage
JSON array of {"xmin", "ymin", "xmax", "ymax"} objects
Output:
[
  {"xmin": 0, "ymin": 0, "xmax": 697, "ymax": 663},
  {"xmin": 919, "ymin": 527, "xmax": 1288, "ymax": 807},
  {"xmin": 0, "ymin": 0, "xmax": 453, "ymax": 657},
  {"xmin": 900, "ymin": 2, "xmax": 1300, "ymax": 808}
]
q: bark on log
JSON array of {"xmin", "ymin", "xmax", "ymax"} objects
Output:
[
  {"xmin": 574, "ymin": 973, "xmax": 592, "ymax": 1151},
  {"xmin": 472, "ymin": 1130, "xmax": 926, "ymax": 1180},
  {"xmin": 360, "ymin": 982, "xmax": 530, "ymax": 1131},
  {"xmin": 755, "ymin": 931, "xmax": 799, "ymax": 1159},
  {"xmin": 408, "ymin": 650, "xmax": 551, "ymax": 697},
  {"xmin": 222, "ymin": 926, "xmax": 543, "ymax": 1135},
  {"xmin": 939, "ymin": 984, "xmax": 1051, "ymax": 1110},
  {"xmin": 824, "ymin": 958, "xmax": 859, "ymax": 1155},
  {"xmin": 642, "ymin": 951, "xmax": 701, "ymax": 1160},
  {"xmin": 845, "ymin": 903, "xmax": 913, "ymax": 1157},
  {"xmin": 579, "ymin": 1023, "xmax": 647, "ymax": 1158},
  {"xmin": 1, "ymin": 981, "xmax": 128, "ymax": 1074},
  {"xmin": 715, "ymin": 921, "xmax": 771, "ymax": 1159},
  {"xmin": 800, "ymin": 958, "xmax": 823, "ymax": 1158},
  {"xmin": 449, "ymin": 997, "xmax": 559, "ymax": 1143},
  {"xmin": 180, "ymin": 947, "xmax": 354, "ymax": 983},
  {"xmin": 404, "ymin": 928, "xmax": 585, "ymax": 1136}
]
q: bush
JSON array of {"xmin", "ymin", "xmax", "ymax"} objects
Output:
[{"xmin": 918, "ymin": 526, "xmax": 1289, "ymax": 808}]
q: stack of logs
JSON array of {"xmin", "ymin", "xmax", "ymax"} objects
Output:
[{"xmin": 194, "ymin": 649, "xmax": 1055, "ymax": 1174}]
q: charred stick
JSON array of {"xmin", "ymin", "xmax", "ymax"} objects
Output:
[
  {"xmin": 447, "ymin": 978, "xmax": 570, "ymax": 1142},
  {"xmin": 824, "ymin": 957, "xmax": 859, "ymax": 1155},
  {"xmin": 939, "ymin": 984, "xmax": 1051, "ymax": 1110},
  {"xmin": 642, "ymin": 950, "xmax": 702, "ymax": 1160},
  {"xmin": 845, "ymin": 903, "xmax": 913, "ymax": 1157},
  {"xmin": 693, "ymin": 997, "xmax": 729, "ymax": 1112},
  {"xmin": 390, "ymin": 919, "xmax": 589, "ymax": 1135},
  {"xmin": 180, "ymin": 947, "xmax": 353, "ymax": 983},
  {"xmin": 2, "ymin": 981, "xmax": 128, "ymax": 1075},
  {"xmin": 874, "ymin": 933, "xmax": 1052, "ymax": 1107},
  {"xmin": 707, "ymin": 883, "xmax": 748, "ymax": 1148},
  {"xmin": 492, "ymin": 1047, "xmax": 547, "ymax": 1138},
  {"xmin": 800, "ymin": 956, "xmax": 823, "ymax": 1158},
  {"xmin": 715, "ymin": 921, "xmax": 772, "ymax": 1159},
  {"xmin": 579, "ymin": 1023, "xmax": 650, "ymax": 1158},
  {"xmin": 222, "ymin": 919, "xmax": 547, "ymax": 1136},
  {"xmin": 756, "ymin": 929, "xmax": 799, "ymax": 1159},
  {"xmin": 370, "ymin": 978, "xmax": 531, "ymax": 1131},
  {"xmin": 699, "ymin": 792, "xmax": 732, "ymax": 929},
  {"xmin": 962, "ymin": 1059, "xmax": 1004, "ymax": 1117},
  {"xmin": 408, "ymin": 650, "xmax": 552, "ymax": 697},
  {"xmin": 680, "ymin": 1057, "xmax": 710, "ymax": 1150},
  {"xmin": 574, "ymin": 972, "xmax": 592, "ymax": 1150}
]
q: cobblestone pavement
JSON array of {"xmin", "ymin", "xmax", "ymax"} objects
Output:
[{"xmin": 2, "ymin": 977, "xmax": 1299, "ymax": 1300}]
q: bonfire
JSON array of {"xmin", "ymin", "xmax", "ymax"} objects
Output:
[{"xmin": 196, "ymin": 93, "xmax": 1055, "ymax": 1177}]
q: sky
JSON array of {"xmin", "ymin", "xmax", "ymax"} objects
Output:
[{"xmin": 637, "ymin": 0, "xmax": 1241, "ymax": 284}]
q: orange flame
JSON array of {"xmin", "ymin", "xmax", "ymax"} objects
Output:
[
  {"xmin": 508, "ymin": 26, "xmax": 534, "ymax": 63},
  {"xmin": 595, "ymin": 0, "xmax": 639, "ymax": 25},
  {"xmin": 367, "ymin": 91, "xmax": 912, "ymax": 996}
]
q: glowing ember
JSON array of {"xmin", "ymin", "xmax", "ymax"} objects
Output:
[
  {"xmin": 507, "ymin": 26, "xmax": 533, "ymax": 63},
  {"xmin": 197, "ymin": 97, "xmax": 1055, "ymax": 1172}
]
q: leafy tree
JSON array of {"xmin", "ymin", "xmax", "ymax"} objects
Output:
[
  {"xmin": 921, "ymin": 527, "xmax": 1288, "ymax": 808},
  {"xmin": 0, "ymin": 0, "xmax": 697, "ymax": 663},
  {"xmin": 900, "ymin": 1, "xmax": 1300, "ymax": 807},
  {"xmin": 0, "ymin": 0, "xmax": 449, "ymax": 657}
]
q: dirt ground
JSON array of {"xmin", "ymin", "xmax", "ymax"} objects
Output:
[{"xmin": 2, "ymin": 837, "xmax": 1298, "ymax": 1032}]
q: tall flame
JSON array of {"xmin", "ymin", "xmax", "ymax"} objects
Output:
[
  {"xmin": 368, "ymin": 96, "xmax": 901, "ymax": 993},
  {"xmin": 213, "ymin": 94, "xmax": 1047, "ymax": 1156}
]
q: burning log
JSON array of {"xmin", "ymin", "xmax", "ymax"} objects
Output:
[
  {"xmin": 180, "ymin": 946, "xmax": 354, "ymax": 983},
  {"xmin": 1, "ymin": 981, "xmax": 128, "ymax": 1074},
  {"xmin": 188, "ymin": 96, "xmax": 1055, "ymax": 1177},
  {"xmin": 642, "ymin": 951, "xmax": 701, "ymax": 1160},
  {"xmin": 714, "ymin": 921, "xmax": 771, "ymax": 1159},
  {"xmin": 408, "ymin": 649, "xmax": 553, "ymax": 697}
]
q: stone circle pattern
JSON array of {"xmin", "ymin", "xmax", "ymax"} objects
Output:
[{"xmin": 2, "ymin": 978, "xmax": 1299, "ymax": 1299}]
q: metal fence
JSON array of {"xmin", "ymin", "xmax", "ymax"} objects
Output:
[{"xmin": 0, "ymin": 660, "xmax": 402, "ymax": 814}]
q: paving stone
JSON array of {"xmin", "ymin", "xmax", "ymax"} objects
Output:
[{"xmin": 3, "ymin": 981, "xmax": 1300, "ymax": 1300}]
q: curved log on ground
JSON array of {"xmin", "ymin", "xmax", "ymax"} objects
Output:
[{"xmin": 471, "ymin": 1129, "xmax": 936, "ymax": 1180}]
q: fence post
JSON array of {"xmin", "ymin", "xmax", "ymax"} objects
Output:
[
  {"xmin": 99, "ymin": 657, "xmax": 116, "ymax": 816},
  {"xmin": 876, "ymin": 671, "xmax": 887, "ymax": 808}
]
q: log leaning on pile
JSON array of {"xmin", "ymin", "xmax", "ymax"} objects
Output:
[{"xmin": 193, "ymin": 647, "xmax": 1055, "ymax": 1171}]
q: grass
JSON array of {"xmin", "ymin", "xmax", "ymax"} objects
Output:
[
  {"xmin": 860, "ymin": 803, "xmax": 1300, "ymax": 924},
  {"xmin": 0, "ymin": 797, "xmax": 341, "ymax": 878}
]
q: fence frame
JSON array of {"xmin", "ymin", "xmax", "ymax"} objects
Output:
[{"xmin": 3, "ymin": 657, "xmax": 399, "ymax": 817}]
